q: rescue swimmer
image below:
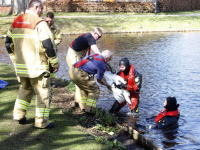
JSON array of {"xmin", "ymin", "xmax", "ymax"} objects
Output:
[
  {"xmin": 69, "ymin": 50, "xmax": 113, "ymax": 115},
  {"xmin": 155, "ymin": 96, "xmax": 180, "ymax": 129},
  {"xmin": 66, "ymin": 27, "xmax": 103, "ymax": 111},
  {"xmin": 109, "ymin": 57, "xmax": 142, "ymax": 114},
  {"xmin": 45, "ymin": 12, "xmax": 62, "ymax": 88},
  {"xmin": 5, "ymin": 0, "xmax": 59, "ymax": 129}
]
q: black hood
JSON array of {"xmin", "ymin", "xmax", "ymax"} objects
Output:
[
  {"xmin": 119, "ymin": 57, "xmax": 130, "ymax": 75},
  {"xmin": 165, "ymin": 96, "xmax": 179, "ymax": 111}
]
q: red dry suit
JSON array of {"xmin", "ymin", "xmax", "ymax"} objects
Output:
[{"xmin": 117, "ymin": 65, "xmax": 140, "ymax": 112}]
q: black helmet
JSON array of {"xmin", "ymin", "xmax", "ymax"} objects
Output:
[{"xmin": 165, "ymin": 96, "xmax": 179, "ymax": 111}]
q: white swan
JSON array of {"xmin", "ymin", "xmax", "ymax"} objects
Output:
[{"xmin": 103, "ymin": 71, "xmax": 131, "ymax": 105}]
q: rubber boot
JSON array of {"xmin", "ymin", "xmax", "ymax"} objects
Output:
[
  {"xmin": 74, "ymin": 102, "xmax": 79, "ymax": 107},
  {"xmin": 14, "ymin": 117, "xmax": 26, "ymax": 125},
  {"xmin": 130, "ymin": 100, "xmax": 140, "ymax": 113},
  {"xmin": 45, "ymin": 123, "xmax": 55, "ymax": 128},
  {"xmin": 109, "ymin": 100, "xmax": 121, "ymax": 114}
]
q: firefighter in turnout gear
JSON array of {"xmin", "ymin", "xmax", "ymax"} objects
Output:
[
  {"xmin": 69, "ymin": 50, "xmax": 113, "ymax": 115},
  {"xmin": 46, "ymin": 12, "xmax": 62, "ymax": 88},
  {"xmin": 66, "ymin": 27, "xmax": 103, "ymax": 111},
  {"xmin": 109, "ymin": 57, "xmax": 142, "ymax": 114},
  {"xmin": 5, "ymin": 0, "xmax": 59, "ymax": 129}
]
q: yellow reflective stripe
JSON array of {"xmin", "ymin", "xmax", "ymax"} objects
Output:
[
  {"xmin": 36, "ymin": 108, "xmax": 50, "ymax": 117},
  {"xmin": 16, "ymin": 70, "xmax": 46, "ymax": 74},
  {"xmin": 7, "ymin": 31, "xmax": 37, "ymax": 39},
  {"xmin": 54, "ymin": 33, "xmax": 62, "ymax": 46},
  {"xmin": 9, "ymin": 32, "xmax": 40, "ymax": 63},
  {"xmin": 16, "ymin": 99, "xmax": 30, "ymax": 110},
  {"xmin": 7, "ymin": 30, "xmax": 13, "ymax": 38},
  {"xmin": 86, "ymin": 99, "xmax": 97, "ymax": 107},
  {"xmin": 55, "ymin": 33, "xmax": 62, "ymax": 39},
  {"xmin": 16, "ymin": 70, "xmax": 29, "ymax": 74},
  {"xmin": 50, "ymin": 73, "xmax": 56, "ymax": 78},
  {"xmin": 81, "ymin": 96, "xmax": 87, "ymax": 103},
  {"xmin": 135, "ymin": 103, "xmax": 139, "ymax": 113},
  {"xmin": 15, "ymin": 64, "xmax": 49, "ymax": 74},
  {"xmin": 11, "ymin": 34, "xmax": 36, "ymax": 39},
  {"xmin": 16, "ymin": 64, "xmax": 49, "ymax": 69},
  {"xmin": 50, "ymin": 56, "xmax": 58, "ymax": 64}
]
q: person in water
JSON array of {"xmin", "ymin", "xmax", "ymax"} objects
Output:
[{"xmin": 155, "ymin": 96, "xmax": 180, "ymax": 129}]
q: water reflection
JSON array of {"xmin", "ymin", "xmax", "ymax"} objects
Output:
[{"xmin": 1, "ymin": 32, "xmax": 200, "ymax": 149}]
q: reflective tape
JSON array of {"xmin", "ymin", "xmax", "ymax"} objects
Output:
[
  {"xmin": 15, "ymin": 99, "xmax": 30, "ymax": 110},
  {"xmin": 86, "ymin": 99, "xmax": 97, "ymax": 107},
  {"xmin": 50, "ymin": 56, "xmax": 59, "ymax": 64},
  {"xmin": 15, "ymin": 64, "xmax": 49, "ymax": 74},
  {"xmin": 81, "ymin": 96, "xmax": 87, "ymax": 104},
  {"xmin": 7, "ymin": 31, "xmax": 36, "ymax": 39},
  {"xmin": 36, "ymin": 108, "xmax": 50, "ymax": 118},
  {"xmin": 55, "ymin": 33, "xmax": 61, "ymax": 38},
  {"xmin": 50, "ymin": 73, "xmax": 56, "ymax": 78},
  {"xmin": 7, "ymin": 31, "xmax": 41, "ymax": 64}
]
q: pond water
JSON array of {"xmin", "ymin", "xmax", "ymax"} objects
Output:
[{"xmin": 1, "ymin": 32, "xmax": 200, "ymax": 149}]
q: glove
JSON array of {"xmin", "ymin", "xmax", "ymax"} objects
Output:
[{"xmin": 113, "ymin": 82, "xmax": 127, "ymax": 89}]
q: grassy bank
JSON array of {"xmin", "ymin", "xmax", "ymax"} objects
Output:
[
  {"xmin": 0, "ymin": 11, "xmax": 200, "ymax": 35},
  {"xmin": 0, "ymin": 63, "xmax": 109, "ymax": 150},
  {"xmin": 55, "ymin": 15, "xmax": 200, "ymax": 34}
]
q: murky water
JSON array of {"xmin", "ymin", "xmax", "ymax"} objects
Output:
[{"xmin": 1, "ymin": 32, "xmax": 200, "ymax": 149}]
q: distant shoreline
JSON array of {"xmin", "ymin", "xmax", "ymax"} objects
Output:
[{"xmin": 1, "ymin": 29, "xmax": 200, "ymax": 39}]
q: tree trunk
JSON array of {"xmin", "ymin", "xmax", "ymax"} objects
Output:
[{"xmin": 8, "ymin": 0, "xmax": 29, "ymax": 15}]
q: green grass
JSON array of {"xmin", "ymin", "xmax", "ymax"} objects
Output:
[
  {"xmin": 1, "ymin": 12, "xmax": 200, "ymax": 36},
  {"xmin": 0, "ymin": 63, "xmax": 108, "ymax": 150},
  {"xmin": 0, "ymin": 18, "xmax": 13, "ymax": 35},
  {"xmin": 47, "ymin": 15, "xmax": 200, "ymax": 33}
]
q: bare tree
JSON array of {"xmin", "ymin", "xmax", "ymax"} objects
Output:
[{"xmin": 8, "ymin": 0, "xmax": 29, "ymax": 15}]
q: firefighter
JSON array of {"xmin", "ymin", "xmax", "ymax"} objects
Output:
[
  {"xmin": 45, "ymin": 12, "xmax": 62, "ymax": 88},
  {"xmin": 69, "ymin": 50, "xmax": 113, "ymax": 115},
  {"xmin": 66, "ymin": 27, "xmax": 103, "ymax": 111},
  {"xmin": 109, "ymin": 57, "xmax": 142, "ymax": 114},
  {"xmin": 5, "ymin": 0, "xmax": 59, "ymax": 129},
  {"xmin": 155, "ymin": 96, "xmax": 180, "ymax": 129}
]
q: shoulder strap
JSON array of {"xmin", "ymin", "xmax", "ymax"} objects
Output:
[{"xmin": 74, "ymin": 54, "xmax": 103, "ymax": 68}]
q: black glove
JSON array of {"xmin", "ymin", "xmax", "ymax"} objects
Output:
[{"xmin": 113, "ymin": 82, "xmax": 127, "ymax": 89}]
